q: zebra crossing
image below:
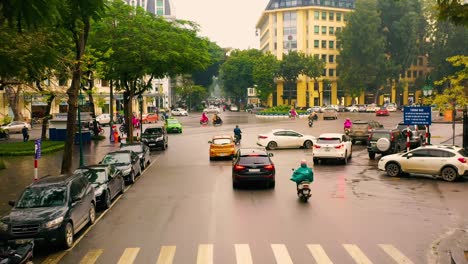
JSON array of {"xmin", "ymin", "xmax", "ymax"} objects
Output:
[{"xmin": 43, "ymin": 243, "xmax": 416, "ymax": 264}]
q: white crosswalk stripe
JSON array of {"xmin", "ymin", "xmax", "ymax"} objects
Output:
[
  {"xmin": 271, "ymin": 244, "xmax": 294, "ymax": 264},
  {"xmin": 343, "ymin": 244, "xmax": 373, "ymax": 264},
  {"xmin": 307, "ymin": 244, "xmax": 334, "ymax": 264},
  {"xmin": 378, "ymin": 244, "xmax": 414, "ymax": 264},
  {"xmin": 41, "ymin": 243, "xmax": 416, "ymax": 264},
  {"xmin": 235, "ymin": 244, "xmax": 253, "ymax": 264}
]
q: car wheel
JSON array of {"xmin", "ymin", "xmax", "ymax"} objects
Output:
[
  {"xmin": 386, "ymin": 162, "xmax": 401, "ymax": 177},
  {"xmin": 209, "ymin": 157, "xmax": 213, "ymax": 161},
  {"xmin": 313, "ymin": 158, "xmax": 318, "ymax": 164},
  {"xmin": 88, "ymin": 204, "xmax": 96, "ymax": 225},
  {"xmin": 441, "ymin": 166, "xmax": 458, "ymax": 182},
  {"xmin": 343, "ymin": 151, "xmax": 348, "ymax": 165},
  {"xmin": 270, "ymin": 181, "xmax": 275, "ymax": 189},
  {"xmin": 120, "ymin": 179, "xmax": 126, "ymax": 194},
  {"xmin": 128, "ymin": 171, "xmax": 135, "ymax": 184},
  {"xmin": 351, "ymin": 139, "xmax": 356, "ymax": 144},
  {"xmin": 368, "ymin": 152, "xmax": 376, "ymax": 160},
  {"xmin": 349, "ymin": 149, "xmax": 353, "ymax": 159},
  {"xmin": 232, "ymin": 182, "xmax": 239, "ymax": 189},
  {"xmin": 267, "ymin": 141, "xmax": 278, "ymax": 150},
  {"xmin": 161, "ymin": 142, "xmax": 166, "ymax": 150},
  {"xmin": 303, "ymin": 140, "xmax": 313, "ymax": 149},
  {"xmin": 62, "ymin": 222, "xmax": 74, "ymax": 249},
  {"xmin": 141, "ymin": 160, "xmax": 145, "ymax": 170},
  {"xmin": 104, "ymin": 190, "xmax": 111, "ymax": 209}
]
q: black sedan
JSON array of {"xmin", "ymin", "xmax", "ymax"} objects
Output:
[
  {"xmin": 100, "ymin": 150, "xmax": 141, "ymax": 184},
  {"xmin": 120, "ymin": 143, "xmax": 151, "ymax": 170},
  {"xmin": 232, "ymin": 148, "xmax": 275, "ymax": 189},
  {"xmin": 74, "ymin": 164, "xmax": 125, "ymax": 209}
]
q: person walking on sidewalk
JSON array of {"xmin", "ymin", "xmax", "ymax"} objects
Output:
[{"xmin": 21, "ymin": 126, "xmax": 29, "ymax": 142}]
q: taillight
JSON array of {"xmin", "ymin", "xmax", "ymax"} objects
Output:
[
  {"xmin": 367, "ymin": 125, "xmax": 372, "ymax": 132},
  {"xmin": 314, "ymin": 145, "xmax": 321, "ymax": 148},
  {"xmin": 264, "ymin": 164, "xmax": 275, "ymax": 170},
  {"xmin": 335, "ymin": 144, "xmax": 343, "ymax": 149},
  {"xmin": 457, "ymin": 158, "xmax": 466, "ymax": 163},
  {"xmin": 258, "ymin": 135, "xmax": 268, "ymax": 139},
  {"xmin": 391, "ymin": 134, "xmax": 395, "ymax": 141},
  {"xmin": 234, "ymin": 165, "xmax": 245, "ymax": 171}
]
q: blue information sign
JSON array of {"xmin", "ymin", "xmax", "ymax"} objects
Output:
[
  {"xmin": 403, "ymin": 106, "xmax": 432, "ymax": 125},
  {"xmin": 35, "ymin": 139, "xmax": 42, "ymax": 159}
]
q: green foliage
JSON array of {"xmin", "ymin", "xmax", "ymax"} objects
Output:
[
  {"xmin": 0, "ymin": 140, "xmax": 64, "ymax": 156},
  {"xmin": 1, "ymin": 115, "xmax": 12, "ymax": 125},
  {"xmin": 435, "ymin": 0, "xmax": 468, "ymax": 27},
  {"xmin": 192, "ymin": 41, "xmax": 226, "ymax": 88},
  {"xmin": 0, "ymin": 159, "xmax": 5, "ymax": 169},
  {"xmin": 91, "ymin": 135, "xmax": 106, "ymax": 140},
  {"xmin": 252, "ymin": 52, "xmax": 280, "ymax": 102}
]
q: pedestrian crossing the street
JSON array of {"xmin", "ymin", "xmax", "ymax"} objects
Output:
[{"xmin": 43, "ymin": 243, "xmax": 416, "ymax": 264}]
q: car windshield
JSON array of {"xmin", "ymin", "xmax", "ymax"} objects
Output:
[
  {"xmin": 397, "ymin": 124, "xmax": 412, "ymax": 130},
  {"xmin": 121, "ymin": 145, "xmax": 142, "ymax": 153},
  {"xmin": 379, "ymin": 107, "xmax": 387, "ymax": 110},
  {"xmin": 144, "ymin": 128, "xmax": 163, "ymax": 134},
  {"xmin": 167, "ymin": 120, "xmax": 179, "ymax": 124},
  {"xmin": 102, "ymin": 153, "xmax": 131, "ymax": 164},
  {"xmin": 213, "ymin": 138, "xmax": 231, "ymax": 145},
  {"xmin": 16, "ymin": 186, "xmax": 66, "ymax": 208},
  {"xmin": 317, "ymin": 138, "xmax": 341, "ymax": 144},
  {"xmin": 239, "ymin": 156, "xmax": 270, "ymax": 165},
  {"xmin": 458, "ymin": 149, "xmax": 468, "ymax": 157},
  {"xmin": 371, "ymin": 132, "xmax": 390, "ymax": 140},
  {"xmin": 83, "ymin": 169, "xmax": 107, "ymax": 184}
]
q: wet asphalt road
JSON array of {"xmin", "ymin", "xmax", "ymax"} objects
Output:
[{"xmin": 1, "ymin": 111, "xmax": 467, "ymax": 263}]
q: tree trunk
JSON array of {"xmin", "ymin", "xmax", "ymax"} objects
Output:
[
  {"xmin": 5, "ymin": 86, "xmax": 24, "ymax": 121},
  {"xmin": 41, "ymin": 94, "xmax": 55, "ymax": 140},
  {"xmin": 85, "ymin": 72, "xmax": 99, "ymax": 136},
  {"xmin": 123, "ymin": 90, "xmax": 134, "ymax": 143}
]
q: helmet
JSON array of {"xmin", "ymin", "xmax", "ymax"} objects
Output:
[{"xmin": 300, "ymin": 159, "xmax": 307, "ymax": 165}]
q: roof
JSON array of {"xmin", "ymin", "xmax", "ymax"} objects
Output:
[
  {"xmin": 212, "ymin": 135, "xmax": 232, "ymax": 139},
  {"xmin": 106, "ymin": 150, "xmax": 133, "ymax": 155},
  {"xmin": 239, "ymin": 148, "xmax": 268, "ymax": 156},
  {"xmin": 32, "ymin": 174, "xmax": 77, "ymax": 187},
  {"xmin": 271, "ymin": 129, "xmax": 294, "ymax": 133},
  {"xmin": 318, "ymin": 133, "xmax": 344, "ymax": 138}
]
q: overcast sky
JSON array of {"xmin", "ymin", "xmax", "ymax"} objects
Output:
[{"xmin": 170, "ymin": 0, "xmax": 269, "ymax": 50}]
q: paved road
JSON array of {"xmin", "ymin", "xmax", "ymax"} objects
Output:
[{"xmin": 19, "ymin": 111, "xmax": 465, "ymax": 264}]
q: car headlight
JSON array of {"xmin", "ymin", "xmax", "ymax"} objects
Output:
[
  {"xmin": 45, "ymin": 216, "xmax": 64, "ymax": 229},
  {"xmin": 0, "ymin": 221, "xmax": 8, "ymax": 232},
  {"xmin": 95, "ymin": 185, "xmax": 105, "ymax": 196},
  {"xmin": 142, "ymin": 138, "xmax": 148, "ymax": 142},
  {"xmin": 156, "ymin": 136, "xmax": 163, "ymax": 141},
  {"xmin": 121, "ymin": 166, "xmax": 132, "ymax": 176}
]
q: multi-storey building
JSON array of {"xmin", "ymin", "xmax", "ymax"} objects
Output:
[{"xmin": 124, "ymin": 0, "xmax": 175, "ymax": 18}]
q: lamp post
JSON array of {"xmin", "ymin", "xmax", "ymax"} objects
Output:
[
  {"xmin": 422, "ymin": 81, "xmax": 433, "ymax": 145},
  {"xmin": 138, "ymin": 94, "xmax": 143, "ymax": 140},
  {"xmin": 78, "ymin": 89, "xmax": 85, "ymax": 167}
]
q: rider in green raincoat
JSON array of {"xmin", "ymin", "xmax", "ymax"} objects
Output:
[{"xmin": 290, "ymin": 160, "xmax": 314, "ymax": 184}]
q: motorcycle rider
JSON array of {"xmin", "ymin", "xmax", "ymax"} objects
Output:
[
  {"xmin": 290, "ymin": 159, "xmax": 314, "ymax": 192},
  {"xmin": 233, "ymin": 125, "xmax": 242, "ymax": 142},
  {"xmin": 200, "ymin": 111, "xmax": 209, "ymax": 124},
  {"xmin": 212, "ymin": 114, "xmax": 222, "ymax": 125},
  {"xmin": 344, "ymin": 118, "xmax": 352, "ymax": 133},
  {"xmin": 308, "ymin": 111, "xmax": 318, "ymax": 126}
]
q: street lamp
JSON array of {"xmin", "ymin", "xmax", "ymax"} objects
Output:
[
  {"xmin": 422, "ymin": 78, "xmax": 433, "ymax": 145},
  {"xmin": 137, "ymin": 94, "xmax": 143, "ymax": 140},
  {"xmin": 78, "ymin": 88, "xmax": 85, "ymax": 167}
]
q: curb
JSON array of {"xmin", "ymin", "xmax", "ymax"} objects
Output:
[{"xmin": 430, "ymin": 228, "xmax": 468, "ymax": 264}]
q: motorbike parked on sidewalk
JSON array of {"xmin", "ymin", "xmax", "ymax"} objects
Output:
[{"xmin": 0, "ymin": 241, "xmax": 34, "ymax": 264}]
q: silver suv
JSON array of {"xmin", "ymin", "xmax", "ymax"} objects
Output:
[{"xmin": 396, "ymin": 122, "xmax": 426, "ymax": 148}]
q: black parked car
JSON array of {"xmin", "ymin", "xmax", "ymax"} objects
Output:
[
  {"xmin": 367, "ymin": 129, "xmax": 407, "ymax": 159},
  {"xmin": 232, "ymin": 148, "xmax": 275, "ymax": 189},
  {"xmin": 0, "ymin": 174, "xmax": 96, "ymax": 249},
  {"xmin": 74, "ymin": 164, "xmax": 125, "ymax": 209},
  {"xmin": 100, "ymin": 150, "xmax": 141, "ymax": 184},
  {"xmin": 141, "ymin": 126, "xmax": 168, "ymax": 150},
  {"xmin": 120, "ymin": 143, "xmax": 151, "ymax": 170}
]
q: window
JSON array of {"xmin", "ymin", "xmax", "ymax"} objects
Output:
[
  {"xmin": 329, "ymin": 55, "xmax": 334, "ymax": 63},
  {"xmin": 329, "ymin": 40, "xmax": 334, "ymax": 49},
  {"xmin": 314, "ymin": 40, "xmax": 319, "ymax": 48},
  {"xmin": 329, "ymin": 69, "xmax": 334, "ymax": 77},
  {"xmin": 71, "ymin": 179, "xmax": 85, "ymax": 200},
  {"xmin": 329, "ymin": 27, "xmax": 334, "ymax": 35},
  {"xmin": 321, "ymin": 54, "xmax": 327, "ymax": 62},
  {"xmin": 314, "ymin": 25, "xmax": 319, "ymax": 34},
  {"xmin": 329, "ymin": 12, "xmax": 334, "ymax": 21},
  {"xmin": 322, "ymin": 69, "xmax": 327, "ymax": 76},
  {"xmin": 322, "ymin": 11, "xmax": 327, "ymax": 20},
  {"xmin": 413, "ymin": 71, "xmax": 417, "ymax": 78},
  {"xmin": 407, "ymin": 71, "xmax": 411, "ymax": 78},
  {"xmin": 337, "ymin": 12, "xmax": 342, "ymax": 21},
  {"xmin": 321, "ymin": 40, "xmax": 326, "ymax": 48},
  {"xmin": 418, "ymin": 71, "xmax": 423, "ymax": 77},
  {"xmin": 401, "ymin": 71, "xmax": 406, "ymax": 78},
  {"xmin": 322, "ymin": 26, "xmax": 327, "ymax": 34},
  {"xmin": 314, "ymin": 11, "xmax": 319, "ymax": 20}
]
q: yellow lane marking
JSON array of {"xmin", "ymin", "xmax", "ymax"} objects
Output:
[
  {"xmin": 79, "ymin": 249, "xmax": 104, "ymax": 264},
  {"xmin": 41, "ymin": 251, "xmax": 67, "ymax": 264},
  {"xmin": 378, "ymin": 244, "xmax": 414, "ymax": 264},
  {"xmin": 271, "ymin": 244, "xmax": 294, "ymax": 264},
  {"xmin": 235, "ymin": 244, "xmax": 253, "ymax": 264},
  {"xmin": 117, "ymin": 248, "xmax": 140, "ymax": 264},
  {"xmin": 197, "ymin": 244, "xmax": 213, "ymax": 264},
  {"xmin": 156, "ymin": 246, "xmax": 176, "ymax": 264},
  {"xmin": 343, "ymin": 244, "xmax": 373, "ymax": 264},
  {"xmin": 307, "ymin": 244, "xmax": 334, "ymax": 264}
]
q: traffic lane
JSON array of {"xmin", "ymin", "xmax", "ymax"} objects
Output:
[{"xmin": 59, "ymin": 125, "xmax": 452, "ymax": 263}]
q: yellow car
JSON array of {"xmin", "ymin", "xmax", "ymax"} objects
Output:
[{"xmin": 208, "ymin": 135, "xmax": 236, "ymax": 161}]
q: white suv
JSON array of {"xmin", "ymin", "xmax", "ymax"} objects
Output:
[
  {"xmin": 378, "ymin": 145, "xmax": 468, "ymax": 182},
  {"xmin": 313, "ymin": 133, "xmax": 353, "ymax": 165}
]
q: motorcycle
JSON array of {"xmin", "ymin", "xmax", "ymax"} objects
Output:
[
  {"xmin": 234, "ymin": 134, "xmax": 241, "ymax": 145},
  {"xmin": 344, "ymin": 128, "xmax": 351, "ymax": 135},
  {"xmin": 119, "ymin": 123, "xmax": 127, "ymax": 134},
  {"xmin": 0, "ymin": 241, "xmax": 34, "ymax": 264},
  {"xmin": 212, "ymin": 119, "xmax": 223, "ymax": 126},
  {"xmin": 200, "ymin": 117, "xmax": 209, "ymax": 125},
  {"xmin": 308, "ymin": 119, "xmax": 313, "ymax": 127},
  {"xmin": 297, "ymin": 181, "xmax": 312, "ymax": 202}
]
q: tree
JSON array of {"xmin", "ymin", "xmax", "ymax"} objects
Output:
[
  {"xmin": 175, "ymin": 77, "xmax": 207, "ymax": 111},
  {"xmin": 252, "ymin": 52, "xmax": 280, "ymax": 103},
  {"xmin": 277, "ymin": 51, "xmax": 307, "ymax": 104},
  {"xmin": 435, "ymin": 0, "xmax": 468, "ymax": 27},
  {"xmin": 191, "ymin": 41, "xmax": 225, "ymax": 89}
]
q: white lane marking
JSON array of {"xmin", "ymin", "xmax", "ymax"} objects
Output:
[
  {"xmin": 307, "ymin": 244, "xmax": 334, "ymax": 264},
  {"xmin": 235, "ymin": 244, "xmax": 253, "ymax": 264},
  {"xmin": 41, "ymin": 251, "xmax": 67, "ymax": 264},
  {"xmin": 197, "ymin": 244, "xmax": 213, "ymax": 264},
  {"xmin": 343, "ymin": 244, "xmax": 373, "ymax": 264},
  {"xmin": 378, "ymin": 244, "xmax": 414, "ymax": 264},
  {"xmin": 271, "ymin": 244, "xmax": 294, "ymax": 264},
  {"xmin": 156, "ymin": 246, "xmax": 176, "ymax": 264},
  {"xmin": 79, "ymin": 249, "xmax": 103, "ymax": 264},
  {"xmin": 117, "ymin": 248, "xmax": 140, "ymax": 264}
]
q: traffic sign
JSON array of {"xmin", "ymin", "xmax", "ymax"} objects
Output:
[
  {"xmin": 35, "ymin": 139, "xmax": 42, "ymax": 159},
  {"xmin": 403, "ymin": 106, "xmax": 432, "ymax": 125}
]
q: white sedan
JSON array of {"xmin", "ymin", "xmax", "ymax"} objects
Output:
[
  {"xmin": 171, "ymin": 108, "xmax": 188, "ymax": 116},
  {"xmin": 313, "ymin": 133, "xmax": 352, "ymax": 165},
  {"xmin": 203, "ymin": 106, "xmax": 220, "ymax": 114},
  {"xmin": 1, "ymin": 121, "xmax": 31, "ymax": 133},
  {"xmin": 257, "ymin": 129, "xmax": 316, "ymax": 150}
]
